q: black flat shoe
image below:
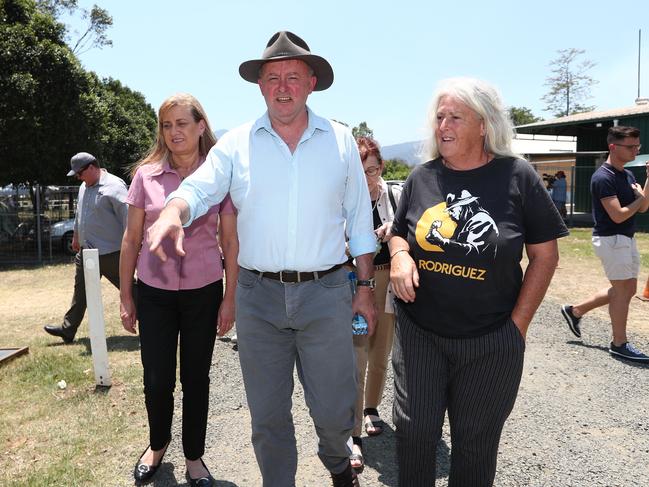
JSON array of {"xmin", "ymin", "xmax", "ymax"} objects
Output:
[
  {"xmin": 133, "ymin": 440, "xmax": 170, "ymax": 485},
  {"xmin": 186, "ymin": 458, "xmax": 215, "ymax": 487}
]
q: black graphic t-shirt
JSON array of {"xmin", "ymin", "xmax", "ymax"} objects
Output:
[{"xmin": 391, "ymin": 157, "xmax": 569, "ymax": 338}]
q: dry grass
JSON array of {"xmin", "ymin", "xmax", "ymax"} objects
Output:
[
  {"xmin": 1, "ymin": 230, "xmax": 648, "ymax": 485},
  {"xmin": 0, "ymin": 262, "xmax": 146, "ymax": 486}
]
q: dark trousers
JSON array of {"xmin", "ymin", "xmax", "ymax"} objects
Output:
[
  {"xmin": 392, "ymin": 306, "xmax": 525, "ymax": 487},
  {"xmin": 137, "ymin": 280, "xmax": 222, "ymax": 460},
  {"xmin": 62, "ymin": 250, "xmax": 121, "ymax": 336}
]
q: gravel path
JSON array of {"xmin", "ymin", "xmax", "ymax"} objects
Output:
[{"xmin": 137, "ymin": 298, "xmax": 649, "ymax": 486}]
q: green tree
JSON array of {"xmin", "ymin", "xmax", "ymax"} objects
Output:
[
  {"xmin": 509, "ymin": 106, "xmax": 543, "ymax": 126},
  {"xmin": 93, "ymin": 77, "xmax": 157, "ymax": 178},
  {"xmin": 352, "ymin": 121, "xmax": 374, "ymax": 139},
  {"xmin": 0, "ymin": 0, "xmax": 155, "ymax": 185},
  {"xmin": 36, "ymin": 0, "xmax": 113, "ymax": 55},
  {"xmin": 382, "ymin": 159, "xmax": 412, "ymax": 181},
  {"xmin": 541, "ymin": 48, "xmax": 598, "ymax": 117}
]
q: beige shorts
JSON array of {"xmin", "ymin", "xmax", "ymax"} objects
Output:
[{"xmin": 592, "ymin": 235, "xmax": 640, "ymax": 281}]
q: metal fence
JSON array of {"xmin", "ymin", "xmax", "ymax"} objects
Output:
[
  {"xmin": 0, "ymin": 185, "xmax": 79, "ymax": 265},
  {"xmin": 531, "ymin": 153, "xmax": 649, "ymax": 232},
  {"xmin": 3, "ymin": 159, "xmax": 648, "ymax": 264}
]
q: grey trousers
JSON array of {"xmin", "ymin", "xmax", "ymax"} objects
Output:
[
  {"xmin": 236, "ymin": 267, "xmax": 357, "ymax": 487},
  {"xmin": 393, "ymin": 305, "xmax": 525, "ymax": 487}
]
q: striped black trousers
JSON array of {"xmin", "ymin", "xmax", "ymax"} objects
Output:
[{"xmin": 392, "ymin": 305, "xmax": 525, "ymax": 487}]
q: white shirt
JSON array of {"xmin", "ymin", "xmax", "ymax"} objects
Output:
[{"xmin": 168, "ymin": 107, "xmax": 375, "ymax": 272}]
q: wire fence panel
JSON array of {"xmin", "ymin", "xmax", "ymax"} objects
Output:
[
  {"xmin": 0, "ymin": 185, "xmax": 79, "ymax": 265},
  {"xmin": 530, "ymin": 155, "xmax": 649, "ymax": 232}
]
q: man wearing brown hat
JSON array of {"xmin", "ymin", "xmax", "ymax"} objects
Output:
[
  {"xmin": 147, "ymin": 31, "xmax": 376, "ymax": 486},
  {"xmin": 44, "ymin": 152, "xmax": 128, "ymax": 343}
]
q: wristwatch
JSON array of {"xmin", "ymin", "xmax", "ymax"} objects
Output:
[{"xmin": 356, "ymin": 278, "xmax": 376, "ymax": 289}]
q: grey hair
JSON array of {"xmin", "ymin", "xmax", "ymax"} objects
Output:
[{"xmin": 422, "ymin": 77, "xmax": 519, "ymax": 162}]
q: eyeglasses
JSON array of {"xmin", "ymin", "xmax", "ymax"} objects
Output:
[
  {"xmin": 614, "ymin": 143, "xmax": 641, "ymax": 150},
  {"xmin": 364, "ymin": 166, "xmax": 381, "ymax": 177}
]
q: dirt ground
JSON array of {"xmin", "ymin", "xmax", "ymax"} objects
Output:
[
  {"xmin": 549, "ymin": 258, "xmax": 649, "ymax": 336},
  {"xmin": 2, "ymin": 240, "xmax": 649, "ymax": 486}
]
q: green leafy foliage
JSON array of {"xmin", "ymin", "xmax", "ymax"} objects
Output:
[
  {"xmin": 352, "ymin": 121, "xmax": 374, "ymax": 139},
  {"xmin": 509, "ymin": 106, "xmax": 543, "ymax": 126},
  {"xmin": 383, "ymin": 158, "xmax": 412, "ymax": 181},
  {"xmin": 0, "ymin": 0, "xmax": 155, "ymax": 185}
]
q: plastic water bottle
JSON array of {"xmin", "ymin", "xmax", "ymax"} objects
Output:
[{"xmin": 348, "ymin": 271, "xmax": 368, "ymax": 335}]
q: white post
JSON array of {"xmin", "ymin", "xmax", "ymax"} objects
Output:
[{"xmin": 82, "ymin": 248, "xmax": 112, "ymax": 387}]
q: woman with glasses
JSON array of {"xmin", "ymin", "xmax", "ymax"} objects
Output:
[
  {"xmin": 119, "ymin": 93, "xmax": 238, "ymax": 486},
  {"xmin": 348, "ymin": 136, "xmax": 402, "ymax": 473}
]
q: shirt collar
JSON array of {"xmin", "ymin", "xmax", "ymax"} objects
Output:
[
  {"xmin": 148, "ymin": 160, "xmax": 176, "ymax": 177},
  {"xmin": 603, "ymin": 160, "xmax": 625, "ymax": 174},
  {"xmin": 149, "ymin": 158, "xmax": 205, "ymax": 178},
  {"xmin": 91, "ymin": 168, "xmax": 108, "ymax": 187},
  {"xmin": 253, "ymin": 106, "xmax": 330, "ymax": 141}
]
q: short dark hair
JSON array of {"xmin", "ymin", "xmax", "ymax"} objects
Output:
[{"xmin": 607, "ymin": 126, "xmax": 640, "ymax": 144}]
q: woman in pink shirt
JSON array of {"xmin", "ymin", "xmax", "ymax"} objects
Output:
[{"xmin": 119, "ymin": 93, "xmax": 238, "ymax": 487}]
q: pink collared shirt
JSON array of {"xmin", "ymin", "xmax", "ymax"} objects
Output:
[{"xmin": 127, "ymin": 160, "xmax": 235, "ymax": 291}]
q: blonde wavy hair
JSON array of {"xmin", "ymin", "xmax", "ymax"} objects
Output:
[{"xmin": 131, "ymin": 93, "xmax": 217, "ymax": 176}]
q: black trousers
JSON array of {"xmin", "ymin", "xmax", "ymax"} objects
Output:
[
  {"xmin": 392, "ymin": 305, "xmax": 525, "ymax": 487},
  {"xmin": 137, "ymin": 280, "xmax": 222, "ymax": 460}
]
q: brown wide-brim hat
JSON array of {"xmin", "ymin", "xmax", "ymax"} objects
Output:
[{"xmin": 239, "ymin": 31, "xmax": 334, "ymax": 91}]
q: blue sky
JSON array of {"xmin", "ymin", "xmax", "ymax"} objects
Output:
[{"xmin": 66, "ymin": 0, "xmax": 649, "ymax": 146}]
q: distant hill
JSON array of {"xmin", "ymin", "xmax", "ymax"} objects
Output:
[{"xmin": 381, "ymin": 141, "xmax": 423, "ymax": 166}]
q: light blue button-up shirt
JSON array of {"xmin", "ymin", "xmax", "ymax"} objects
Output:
[{"xmin": 168, "ymin": 107, "xmax": 375, "ymax": 272}]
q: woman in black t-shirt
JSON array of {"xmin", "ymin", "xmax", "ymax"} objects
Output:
[{"xmin": 388, "ymin": 78, "xmax": 568, "ymax": 486}]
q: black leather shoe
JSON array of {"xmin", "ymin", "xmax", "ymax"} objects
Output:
[
  {"xmin": 331, "ymin": 462, "xmax": 361, "ymax": 487},
  {"xmin": 186, "ymin": 458, "xmax": 215, "ymax": 487},
  {"xmin": 133, "ymin": 441, "xmax": 169, "ymax": 485},
  {"xmin": 43, "ymin": 324, "xmax": 75, "ymax": 344}
]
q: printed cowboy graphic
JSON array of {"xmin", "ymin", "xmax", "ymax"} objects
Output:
[{"xmin": 425, "ymin": 189, "xmax": 499, "ymax": 258}]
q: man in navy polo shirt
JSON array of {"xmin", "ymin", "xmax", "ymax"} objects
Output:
[{"xmin": 561, "ymin": 126, "xmax": 649, "ymax": 362}]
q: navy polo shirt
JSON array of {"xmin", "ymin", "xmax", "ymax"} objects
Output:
[{"xmin": 591, "ymin": 163, "xmax": 637, "ymax": 238}]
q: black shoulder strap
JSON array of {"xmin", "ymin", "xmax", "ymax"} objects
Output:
[{"xmin": 387, "ymin": 182, "xmax": 399, "ymax": 212}]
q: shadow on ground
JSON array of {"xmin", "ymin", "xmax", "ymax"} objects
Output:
[
  {"xmin": 78, "ymin": 334, "xmax": 140, "ymax": 354},
  {"xmin": 362, "ymin": 423, "xmax": 450, "ymax": 486},
  {"xmin": 567, "ymin": 340, "xmax": 649, "ymax": 368},
  {"xmin": 144, "ymin": 463, "xmax": 240, "ymax": 486},
  {"xmin": 45, "ymin": 334, "xmax": 140, "ymax": 352}
]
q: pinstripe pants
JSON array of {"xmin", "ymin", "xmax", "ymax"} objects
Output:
[{"xmin": 392, "ymin": 305, "xmax": 525, "ymax": 487}]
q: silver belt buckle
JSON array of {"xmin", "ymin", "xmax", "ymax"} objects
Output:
[{"xmin": 279, "ymin": 271, "xmax": 301, "ymax": 283}]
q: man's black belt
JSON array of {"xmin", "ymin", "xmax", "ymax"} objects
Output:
[{"xmin": 245, "ymin": 264, "xmax": 343, "ymax": 283}]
